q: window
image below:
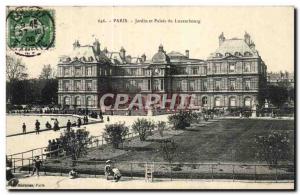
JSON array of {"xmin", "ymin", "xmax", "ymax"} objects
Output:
[
  {"xmin": 182, "ymin": 80, "xmax": 187, "ymax": 91},
  {"xmin": 160, "ymin": 79, "xmax": 164, "ymax": 90},
  {"xmin": 131, "ymin": 68, "xmax": 137, "ymax": 76},
  {"xmin": 86, "ymin": 67, "xmax": 92, "ymax": 76},
  {"xmin": 202, "ymin": 80, "xmax": 207, "ymax": 91},
  {"xmin": 244, "ymin": 97, "xmax": 252, "ymax": 107},
  {"xmin": 64, "ymin": 67, "xmax": 70, "ymax": 76},
  {"xmin": 215, "ymin": 97, "xmax": 221, "ymax": 107},
  {"xmin": 63, "ymin": 80, "xmax": 70, "ymax": 91},
  {"xmin": 215, "ymin": 80, "xmax": 221, "ymax": 91},
  {"xmin": 244, "ymin": 62, "xmax": 251, "ymax": 72},
  {"xmin": 86, "ymin": 97, "xmax": 93, "ymax": 107},
  {"xmin": 74, "ymin": 80, "xmax": 81, "ymax": 91},
  {"xmin": 189, "ymin": 80, "xmax": 195, "ymax": 91},
  {"xmin": 192, "ymin": 67, "xmax": 199, "ymax": 75},
  {"xmin": 86, "ymin": 80, "xmax": 92, "ymax": 91},
  {"xmin": 229, "ymin": 97, "xmax": 236, "ymax": 107},
  {"xmin": 225, "ymin": 52, "xmax": 230, "ymax": 56},
  {"xmin": 153, "ymin": 80, "xmax": 159, "ymax": 91},
  {"xmin": 230, "ymin": 79, "xmax": 236, "ymax": 90},
  {"xmin": 229, "ymin": 63, "xmax": 235, "ymax": 72},
  {"xmin": 214, "ymin": 63, "xmax": 221, "ymax": 73},
  {"xmin": 75, "ymin": 97, "xmax": 81, "ymax": 106},
  {"xmin": 216, "ymin": 53, "xmax": 222, "ymax": 57},
  {"xmin": 245, "ymin": 79, "xmax": 250, "ymax": 90},
  {"xmin": 64, "ymin": 97, "xmax": 70, "ymax": 105},
  {"xmin": 75, "ymin": 67, "xmax": 81, "ymax": 76},
  {"xmin": 147, "ymin": 80, "xmax": 151, "ymax": 90},
  {"xmin": 202, "ymin": 97, "xmax": 208, "ymax": 106}
]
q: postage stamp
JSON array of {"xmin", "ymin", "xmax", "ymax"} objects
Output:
[{"xmin": 6, "ymin": 6, "xmax": 55, "ymax": 57}]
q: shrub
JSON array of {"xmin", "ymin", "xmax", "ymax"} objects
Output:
[
  {"xmin": 168, "ymin": 111, "xmax": 193, "ymax": 129},
  {"xmin": 59, "ymin": 128, "xmax": 91, "ymax": 162},
  {"xmin": 157, "ymin": 121, "xmax": 167, "ymax": 137},
  {"xmin": 103, "ymin": 122, "xmax": 129, "ymax": 149},
  {"xmin": 160, "ymin": 140, "xmax": 178, "ymax": 163},
  {"xmin": 132, "ymin": 118, "xmax": 155, "ymax": 141},
  {"xmin": 254, "ymin": 131, "xmax": 291, "ymax": 166}
]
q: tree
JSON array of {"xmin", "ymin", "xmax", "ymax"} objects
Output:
[
  {"xmin": 254, "ymin": 131, "xmax": 291, "ymax": 166},
  {"xmin": 267, "ymin": 85, "xmax": 288, "ymax": 108},
  {"xmin": 39, "ymin": 64, "xmax": 55, "ymax": 79},
  {"xmin": 157, "ymin": 121, "xmax": 167, "ymax": 137},
  {"xmin": 6, "ymin": 55, "xmax": 28, "ymax": 82},
  {"xmin": 131, "ymin": 118, "xmax": 155, "ymax": 141},
  {"xmin": 103, "ymin": 122, "xmax": 129, "ymax": 148},
  {"xmin": 41, "ymin": 79, "xmax": 58, "ymax": 104},
  {"xmin": 168, "ymin": 111, "xmax": 193, "ymax": 129},
  {"xmin": 160, "ymin": 140, "xmax": 178, "ymax": 164},
  {"xmin": 59, "ymin": 128, "xmax": 91, "ymax": 165}
]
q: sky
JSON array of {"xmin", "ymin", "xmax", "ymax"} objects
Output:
[{"xmin": 7, "ymin": 6, "xmax": 294, "ymax": 78}]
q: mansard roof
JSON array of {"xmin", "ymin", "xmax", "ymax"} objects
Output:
[{"xmin": 208, "ymin": 38, "xmax": 259, "ymax": 60}]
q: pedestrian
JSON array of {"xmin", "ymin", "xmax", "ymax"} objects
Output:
[
  {"xmin": 45, "ymin": 121, "xmax": 52, "ymax": 129},
  {"xmin": 107, "ymin": 116, "xmax": 110, "ymax": 122},
  {"xmin": 66, "ymin": 120, "xmax": 71, "ymax": 131},
  {"xmin": 112, "ymin": 167, "xmax": 122, "ymax": 182},
  {"xmin": 69, "ymin": 168, "xmax": 78, "ymax": 179},
  {"xmin": 31, "ymin": 156, "xmax": 42, "ymax": 176},
  {"xmin": 77, "ymin": 118, "xmax": 82, "ymax": 127},
  {"xmin": 86, "ymin": 116, "xmax": 89, "ymax": 124},
  {"xmin": 54, "ymin": 119, "xmax": 60, "ymax": 131},
  {"xmin": 35, "ymin": 120, "xmax": 40, "ymax": 134},
  {"xmin": 104, "ymin": 160, "xmax": 113, "ymax": 180},
  {"xmin": 22, "ymin": 123, "xmax": 26, "ymax": 134}
]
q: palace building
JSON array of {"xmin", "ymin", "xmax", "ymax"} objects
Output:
[{"xmin": 57, "ymin": 32, "xmax": 267, "ymax": 113}]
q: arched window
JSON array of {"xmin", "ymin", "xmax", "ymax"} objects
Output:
[
  {"xmin": 229, "ymin": 97, "xmax": 236, "ymax": 107},
  {"xmin": 202, "ymin": 97, "xmax": 208, "ymax": 106},
  {"xmin": 215, "ymin": 97, "xmax": 221, "ymax": 107},
  {"xmin": 64, "ymin": 97, "xmax": 70, "ymax": 105},
  {"xmin": 244, "ymin": 97, "xmax": 252, "ymax": 107},
  {"xmin": 75, "ymin": 97, "xmax": 81, "ymax": 106},
  {"xmin": 86, "ymin": 97, "xmax": 93, "ymax": 107}
]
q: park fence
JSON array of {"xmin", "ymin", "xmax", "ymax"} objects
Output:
[{"xmin": 8, "ymin": 158, "xmax": 294, "ymax": 182}]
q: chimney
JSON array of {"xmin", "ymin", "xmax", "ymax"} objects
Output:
[
  {"xmin": 159, "ymin": 44, "xmax": 164, "ymax": 52},
  {"xmin": 141, "ymin": 54, "xmax": 146, "ymax": 62},
  {"xmin": 219, "ymin": 32, "xmax": 225, "ymax": 46},
  {"xmin": 73, "ymin": 40, "xmax": 80, "ymax": 49},
  {"xmin": 185, "ymin": 50, "xmax": 189, "ymax": 58},
  {"xmin": 244, "ymin": 31, "xmax": 251, "ymax": 45},
  {"xmin": 93, "ymin": 39, "xmax": 101, "ymax": 55},
  {"xmin": 249, "ymin": 41, "xmax": 255, "ymax": 50},
  {"xmin": 120, "ymin": 47, "xmax": 126, "ymax": 59}
]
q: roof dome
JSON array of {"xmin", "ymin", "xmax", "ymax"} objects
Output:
[
  {"xmin": 152, "ymin": 44, "xmax": 170, "ymax": 63},
  {"xmin": 167, "ymin": 51, "xmax": 187, "ymax": 59}
]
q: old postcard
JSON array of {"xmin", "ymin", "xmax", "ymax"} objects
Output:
[{"xmin": 5, "ymin": 6, "xmax": 295, "ymax": 190}]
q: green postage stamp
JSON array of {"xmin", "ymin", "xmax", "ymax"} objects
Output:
[{"xmin": 6, "ymin": 6, "xmax": 55, "ymax": 57}]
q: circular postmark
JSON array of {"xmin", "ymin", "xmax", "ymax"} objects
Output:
[{"xmin": 6, "ymin": 6, "xmax": 55, "ymax": 57}]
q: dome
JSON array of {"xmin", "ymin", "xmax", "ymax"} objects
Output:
[{"xmin": 152, "ymin": 45, "xmax": 170, "ymax": 63}]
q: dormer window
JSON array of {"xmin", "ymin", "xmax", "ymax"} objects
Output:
[
  {"xmin": 234, "ymin": 52, "xmax": 241, "ymax": 56},
  {"xmin": 88, "ymin": 56, "xmax": 94, "ymax": 61},
  {"xmin": 73, "ymin": 57, "xmax": 78, "ymax": 61},
  {"xmin": 225, "ymin": 52, "xmax": 231, "ymax": 57},
  {"xmin": 244, "ymin": 52, "xmax": 252, "ymax": 57},
  {"xmin": 216, "ymin": 53, "xmax": 223, "ymax": 57}
]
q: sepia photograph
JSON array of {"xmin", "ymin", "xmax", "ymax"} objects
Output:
[{"xmin": 5, "ymin": 6, "xmax": 295, "ymax": 190}]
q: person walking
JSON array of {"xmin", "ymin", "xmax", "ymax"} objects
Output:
[
  {"xmin": 35, "ymin": 120, "xmax": 40, "ymax": 134},
  {"xmin": 22, "ymin": 123, "xmax": 26, "ymax": 134},
  {"xmin": 66, "ymin": 120, "xmax": 71, "ymax": 131},
  {"xmin": 107, "ymin": 116, "xmax": 110, "ymax": 122},
  {"xmin": 31, "ymin": 156, "xmax": 42, "ymax": 176},
  {"xmin": 77, "ymin": 118, "xmax": 82, "ymax": 127}
]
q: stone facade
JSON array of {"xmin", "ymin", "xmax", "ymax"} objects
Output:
[{"xmin": 57, "ymin": 33, "xmax": 267, "ymax": 112}]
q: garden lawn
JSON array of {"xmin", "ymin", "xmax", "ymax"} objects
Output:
[{"xmin": 109, "ymin": 119, "xmax": 294, "ymax": 163}]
